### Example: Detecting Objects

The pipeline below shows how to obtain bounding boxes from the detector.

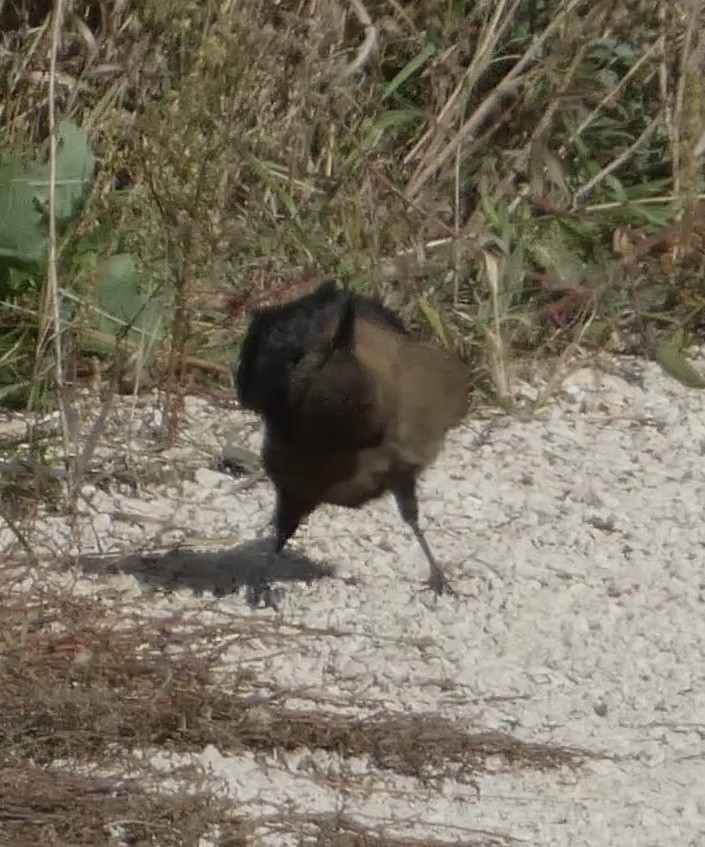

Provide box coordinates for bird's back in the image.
[352,319,468,467]
[236,280,468,508]
[236,280,405,446]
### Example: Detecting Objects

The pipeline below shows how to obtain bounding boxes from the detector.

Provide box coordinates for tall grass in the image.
[0,0,704,419]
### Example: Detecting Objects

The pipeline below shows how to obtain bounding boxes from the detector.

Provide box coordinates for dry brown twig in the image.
[404,0,523,167]
[405,0,587,200]
[671,0,705,193]
[38,0,73,469]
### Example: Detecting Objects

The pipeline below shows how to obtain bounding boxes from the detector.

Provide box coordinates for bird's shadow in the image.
[77,538,336,609]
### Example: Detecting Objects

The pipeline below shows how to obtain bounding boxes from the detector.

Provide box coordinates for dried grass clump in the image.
[0,566,593,845]
[0,763,248,847]
[1,578,591,780]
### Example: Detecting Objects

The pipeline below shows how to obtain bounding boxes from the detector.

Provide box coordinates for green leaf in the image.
[242,153,301,224]
[528,220,586,282]
[55,121,96,220]
[382,42,437,102]
[478,179,512,243]
[605,174,627,201]
[0,157,48,270]
[84,253,163,355]
[627,202,677,228]
[656,328,705,389]
[418,297,450,347]
[360,109,424,151]
[0,120,96,272]
[349,109,424,166]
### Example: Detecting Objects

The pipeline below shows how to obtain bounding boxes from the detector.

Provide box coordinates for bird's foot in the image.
[426,566,454,597]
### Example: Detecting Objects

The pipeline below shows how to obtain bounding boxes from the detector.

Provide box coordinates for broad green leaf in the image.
[0,157,47,270]
[84,253,163,355]
[40,120,96,225]
[657,328,705,389]
[614,42,637,61]
[0,120,96,272]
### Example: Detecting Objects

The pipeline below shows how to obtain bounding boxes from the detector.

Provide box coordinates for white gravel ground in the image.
[5,355,705,846]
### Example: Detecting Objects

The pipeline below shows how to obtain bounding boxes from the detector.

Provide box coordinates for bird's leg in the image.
[248,487,314,610]
[391,470,454,596]
[274,487,313,552]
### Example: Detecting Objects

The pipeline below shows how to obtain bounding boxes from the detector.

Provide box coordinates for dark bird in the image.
[235,279,469,596]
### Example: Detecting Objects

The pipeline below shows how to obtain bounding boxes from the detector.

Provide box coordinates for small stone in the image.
[194,467,228,488]
[594,700,608,717]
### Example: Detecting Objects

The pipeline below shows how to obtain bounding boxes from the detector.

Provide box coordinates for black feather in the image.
[234,279,468,596]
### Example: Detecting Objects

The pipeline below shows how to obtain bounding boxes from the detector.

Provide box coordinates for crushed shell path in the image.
[9,356,705,847]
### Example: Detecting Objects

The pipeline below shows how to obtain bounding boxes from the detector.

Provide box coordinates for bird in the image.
[234,278,469,596]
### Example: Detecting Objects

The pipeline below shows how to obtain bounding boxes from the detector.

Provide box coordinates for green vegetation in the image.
[2,0,705,413]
